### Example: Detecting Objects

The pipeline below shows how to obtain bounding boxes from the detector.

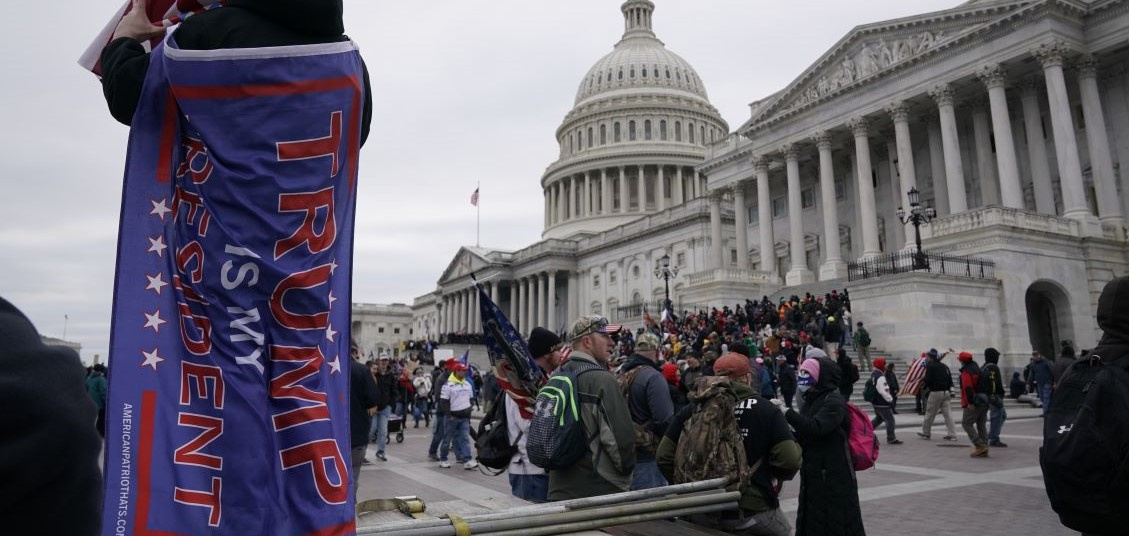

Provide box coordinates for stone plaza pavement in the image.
[355,411,1079,535]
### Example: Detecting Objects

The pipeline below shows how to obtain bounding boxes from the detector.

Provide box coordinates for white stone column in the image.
[977,64,1024,209]
[923,114,950,216]
[849,117,881,258]
[544,189,550,228]
[888,101,920,248]
[518,277,528,334]
[637,165,646,212]
[709,190,723,269]
[600,168,610,215]
[731,180,750,270]
[490,281,499,309]
[782,144,815,285]
[547,270,557,332]
[567,271,578,329]
[471,287,479,332]
[439,296,446,334]
[929,84,969,213]
[540,272,549,327]
[1033,40,1092,221]
[556,182,565,224]
[657,165,666,211]
[690,168,699,199]
[1078,55,1122,224]
[814,131,847,279]
[881,136,905,249]
[619,166,628,213]
[970,97,999,207]
[754,157,775,272]
[673,166,684,205]
[1103,70,1129,221]
[1019,79,1057,214]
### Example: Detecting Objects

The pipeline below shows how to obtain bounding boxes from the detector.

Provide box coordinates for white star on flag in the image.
[145,273,168,295]
[143,311,166,332]
[328,356,341,374]
[150,198,172,220]
[147,235,168,257]
[329,259,339,275]
[325,323,337,343]
[141,348,165,370]
[328,291,337,307]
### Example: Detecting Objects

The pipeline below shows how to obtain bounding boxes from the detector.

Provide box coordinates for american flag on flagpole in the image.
[470,187,479,206]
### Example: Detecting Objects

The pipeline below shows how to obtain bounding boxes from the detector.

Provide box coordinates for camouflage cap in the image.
[634,332,661,352]
[566,315,623,342]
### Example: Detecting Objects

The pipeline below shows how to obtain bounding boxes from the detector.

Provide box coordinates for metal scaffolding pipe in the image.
[370,491,738,536]
[477,502,737,536]
[357,477,731,535]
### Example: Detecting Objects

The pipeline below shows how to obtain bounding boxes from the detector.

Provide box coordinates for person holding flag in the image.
[94,0,372,533]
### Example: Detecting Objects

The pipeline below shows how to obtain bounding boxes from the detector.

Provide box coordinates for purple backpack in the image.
[844,402,879,471]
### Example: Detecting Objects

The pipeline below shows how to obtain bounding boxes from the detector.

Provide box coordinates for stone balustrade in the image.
[923,206,1083,239]
[687,267,779,286]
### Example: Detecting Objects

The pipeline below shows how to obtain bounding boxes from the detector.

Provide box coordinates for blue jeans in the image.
[370,407,391,454]
[441,416,472,462]
[630,459,668,490]
[988,396,1007,442]
[1039,383,1053,415]
[428,413,448,457]
[413,398,430,425]
[508,473,549,502]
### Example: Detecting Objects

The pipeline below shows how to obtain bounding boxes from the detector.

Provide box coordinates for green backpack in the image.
[674,376,751,488]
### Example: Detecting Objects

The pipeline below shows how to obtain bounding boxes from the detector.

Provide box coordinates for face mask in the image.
[797,370,814,389]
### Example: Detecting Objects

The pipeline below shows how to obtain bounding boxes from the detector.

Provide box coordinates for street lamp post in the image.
[895,186,937,270]
[653,253,680,314]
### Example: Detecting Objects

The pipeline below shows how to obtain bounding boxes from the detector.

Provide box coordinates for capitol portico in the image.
[411,0,1129,371]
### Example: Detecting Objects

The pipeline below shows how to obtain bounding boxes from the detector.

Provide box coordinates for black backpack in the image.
[475,390,517,473]
[526,362,604,470]
[858,328,871,347]
[1039,353,1129,535]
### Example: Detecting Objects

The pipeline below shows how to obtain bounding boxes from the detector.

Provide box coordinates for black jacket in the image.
[785,358,865,536]
[349,359,379,447]
[0,297,103,535]
[373,370,399,411]
[923,358,953,391]
[99,0,371,145]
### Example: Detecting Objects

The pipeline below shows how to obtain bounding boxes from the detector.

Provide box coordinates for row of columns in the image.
[544,165,707,228]
[707,41,1123,283]
[437,271,571,336]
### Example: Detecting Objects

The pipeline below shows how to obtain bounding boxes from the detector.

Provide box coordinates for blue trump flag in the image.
[102,33,363,535]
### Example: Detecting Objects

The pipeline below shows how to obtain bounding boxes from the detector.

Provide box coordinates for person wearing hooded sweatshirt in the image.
[918,348,959,441]
[100,0,371,145]
[981,348,1008,447]
[784,357,865,536]
[958,352,990,458]
[619,331,675,490]
[0,297,103,535]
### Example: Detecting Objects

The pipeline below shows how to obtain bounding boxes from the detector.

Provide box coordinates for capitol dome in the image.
[574,1,708,106]
[541,0,728,241]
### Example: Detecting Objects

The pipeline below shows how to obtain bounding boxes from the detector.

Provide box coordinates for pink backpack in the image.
[844,402,879,471]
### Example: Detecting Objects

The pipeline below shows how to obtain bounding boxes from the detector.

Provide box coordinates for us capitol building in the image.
[382,0,1129,370]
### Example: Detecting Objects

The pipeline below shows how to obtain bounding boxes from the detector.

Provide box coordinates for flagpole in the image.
[476,180,481,247]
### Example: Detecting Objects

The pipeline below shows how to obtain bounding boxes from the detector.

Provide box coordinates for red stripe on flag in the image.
[136,390,186,536]
[156,90,178,183]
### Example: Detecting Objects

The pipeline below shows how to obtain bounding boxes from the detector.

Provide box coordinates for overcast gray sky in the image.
[0,1,958,363]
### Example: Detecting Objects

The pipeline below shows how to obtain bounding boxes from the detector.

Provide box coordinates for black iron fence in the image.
[847,250,995,282]
[612,298,681,322]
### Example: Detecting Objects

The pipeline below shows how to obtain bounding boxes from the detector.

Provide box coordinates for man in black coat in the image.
[349,343,379,494]
[0,297,103,535]
[785,357,864,536]
[918,349,959,441]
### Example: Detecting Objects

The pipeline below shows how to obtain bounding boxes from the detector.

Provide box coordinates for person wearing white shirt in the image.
[507,327,563,502]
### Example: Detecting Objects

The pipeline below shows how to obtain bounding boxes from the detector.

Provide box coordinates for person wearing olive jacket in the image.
[784,357,865,536]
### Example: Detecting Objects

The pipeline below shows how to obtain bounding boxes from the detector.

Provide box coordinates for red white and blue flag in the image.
[101,33,364,535]
[470,187,479,207]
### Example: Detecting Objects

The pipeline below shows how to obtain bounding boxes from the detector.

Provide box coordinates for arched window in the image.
[600,124,607,145]
[587,127,594,148]
[577,129,583,150]
[700,126,706,145]
[688,122,695,144]
[675,121,682,142]
[614,122,622,143]
[642,67,647,78]
[666,68,671,79]
[629,120,637,141]
[644,120,652,140]
[660,120,668,141]
[568,134,573,153]
[630,66,635,79]
[618,69,623,81]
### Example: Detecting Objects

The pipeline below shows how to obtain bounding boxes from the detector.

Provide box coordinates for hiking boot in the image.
[943,435,959,441]
[989,440,1008,448]
[888,439,904,445]
[463,460,479,470]
[916,432,931,440]
[970,445,990,458]
[438,461,451,468]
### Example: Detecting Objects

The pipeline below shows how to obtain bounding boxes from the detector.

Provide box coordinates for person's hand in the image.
[113,0,166,42]
[769,398,787,413]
